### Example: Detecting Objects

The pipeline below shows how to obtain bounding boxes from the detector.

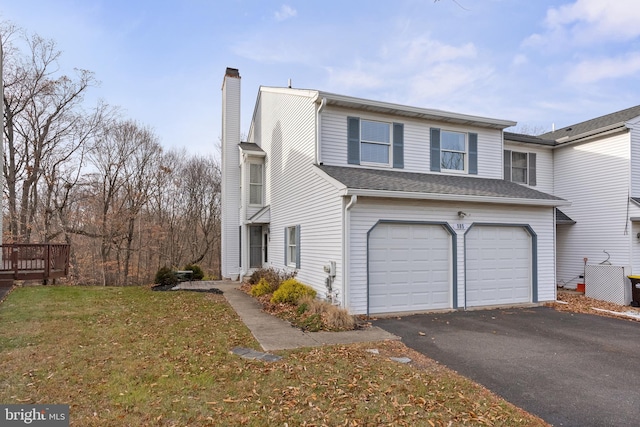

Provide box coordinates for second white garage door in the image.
[466,225,531,307]
[368,223,451,314]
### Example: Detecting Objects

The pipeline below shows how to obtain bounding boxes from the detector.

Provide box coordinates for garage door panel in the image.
[466,226,531,307]
[369,223,451,314]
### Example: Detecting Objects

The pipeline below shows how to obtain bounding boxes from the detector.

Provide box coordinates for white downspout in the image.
[342,195,357,311]
[316,97,327,165]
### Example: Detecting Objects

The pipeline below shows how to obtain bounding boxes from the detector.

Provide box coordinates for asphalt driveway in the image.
[374,307,640,427]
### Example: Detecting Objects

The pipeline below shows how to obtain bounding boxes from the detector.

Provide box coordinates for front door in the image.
[249,226,263,268]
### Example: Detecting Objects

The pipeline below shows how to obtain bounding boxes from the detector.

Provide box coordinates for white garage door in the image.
[466,226,531,307]
[369,223,451,314]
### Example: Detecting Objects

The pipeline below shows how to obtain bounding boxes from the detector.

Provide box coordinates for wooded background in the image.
[2,22,222,285]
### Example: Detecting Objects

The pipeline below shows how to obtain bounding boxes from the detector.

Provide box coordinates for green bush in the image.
[154,266,178,286]
[183,264,204,280]
[250,278,276,297]
[271,279,317,305]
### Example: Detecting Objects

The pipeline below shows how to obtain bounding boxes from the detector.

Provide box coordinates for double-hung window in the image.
[360,120,391,165]
[347,117,404,168]
[430,128,478,174]
[249,163,263,205]
[285,225,300,268]
[440,131,466,171]
[504,150,536,186]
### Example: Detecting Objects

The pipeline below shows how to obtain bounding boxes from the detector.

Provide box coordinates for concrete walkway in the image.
[174,280,398,351]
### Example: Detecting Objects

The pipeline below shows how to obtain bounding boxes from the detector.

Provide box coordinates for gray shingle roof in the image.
[539,105,640,142]
[504,132,556,146]
[238,142,265,153]
[317,165,565,203]
[556,208,575,224]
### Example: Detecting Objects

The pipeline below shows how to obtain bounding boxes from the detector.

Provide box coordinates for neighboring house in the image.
[220,68,568,315]
[533,106,640,290]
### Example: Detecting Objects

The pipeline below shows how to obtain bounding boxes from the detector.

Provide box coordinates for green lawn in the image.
[0,286,547,426]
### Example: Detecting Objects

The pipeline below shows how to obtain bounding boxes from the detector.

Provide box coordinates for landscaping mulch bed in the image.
[240,282,367,332]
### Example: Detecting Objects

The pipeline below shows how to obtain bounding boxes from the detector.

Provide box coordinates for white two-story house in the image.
[220,68,568,315]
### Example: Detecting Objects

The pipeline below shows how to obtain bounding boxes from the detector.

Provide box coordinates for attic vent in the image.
[565,127,572,131]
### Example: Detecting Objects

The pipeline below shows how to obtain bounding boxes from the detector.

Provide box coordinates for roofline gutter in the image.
[340,188,570,207]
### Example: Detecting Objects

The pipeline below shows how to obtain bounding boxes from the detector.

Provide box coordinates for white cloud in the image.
[274,5,297,22]
[565,52,640,84]
[525,0,640,47]
[325,66,385,91]
[323,34,491,108]
[408,63,494,101]
[512,54,528,67]
[402,36,476,65]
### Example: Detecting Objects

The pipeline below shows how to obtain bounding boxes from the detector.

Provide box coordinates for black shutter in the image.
[468,133,478,175]
[504,150,512,181]
[430,128,441,172]
[347,117,360,165]
[392,123,404,168]
[529,153,537,186]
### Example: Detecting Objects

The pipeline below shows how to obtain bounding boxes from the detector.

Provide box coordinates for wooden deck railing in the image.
[0,244,70,281]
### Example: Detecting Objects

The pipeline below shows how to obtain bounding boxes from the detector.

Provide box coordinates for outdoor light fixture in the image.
[458,211,468,218]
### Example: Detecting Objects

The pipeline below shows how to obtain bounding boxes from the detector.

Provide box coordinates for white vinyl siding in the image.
[347,198,555,314]
[320,106,503,178]
[221,74,241,278]
[554,131,632,288]
[504,142,553,194]
[630,123,640,198]
[249,88,344,299]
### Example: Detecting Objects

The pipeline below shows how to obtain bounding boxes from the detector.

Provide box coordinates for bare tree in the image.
[1,22,224,286]
[2,26,100,242]
[120,123,162,285]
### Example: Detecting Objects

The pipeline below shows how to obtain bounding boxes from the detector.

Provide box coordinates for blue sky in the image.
[2,0,640,158]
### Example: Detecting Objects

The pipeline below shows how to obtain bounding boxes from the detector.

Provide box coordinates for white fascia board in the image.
[259,86,319,99]
[238,146,266,157]
[313,166,348,191]
[341,188,570,207]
